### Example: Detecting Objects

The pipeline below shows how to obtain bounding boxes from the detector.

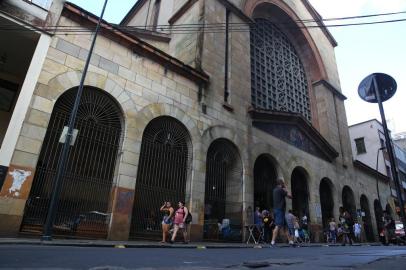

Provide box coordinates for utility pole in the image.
[41,0,109,241]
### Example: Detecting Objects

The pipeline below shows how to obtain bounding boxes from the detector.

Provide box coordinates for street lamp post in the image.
[358,73,406,236]
[41,0,109,241]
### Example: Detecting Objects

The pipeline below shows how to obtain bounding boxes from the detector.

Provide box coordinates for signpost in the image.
[358,73,406,235]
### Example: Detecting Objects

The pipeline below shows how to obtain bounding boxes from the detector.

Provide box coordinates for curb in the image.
[0,239,384,249]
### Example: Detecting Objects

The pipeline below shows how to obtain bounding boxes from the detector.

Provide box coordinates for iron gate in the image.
[20,87,122,239]
[204,139,242,241]
[130,116,192,239]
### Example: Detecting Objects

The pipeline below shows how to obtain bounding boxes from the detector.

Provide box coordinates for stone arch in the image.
[342,185,357,219]
[130,103,201,171]
[21,86,124,238]
[44,71,134,117]
[129,115,193,239]
[203,138,243,241]
[243,0,327,82]
[249,143,283,178]
[319,178,335,228]
[253,153,278,210]
[245,0,329,127]
[291,166,310,220]
[201,126,246,169]
[360,194,374,242]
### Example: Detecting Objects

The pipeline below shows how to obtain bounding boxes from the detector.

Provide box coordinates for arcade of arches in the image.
[16,89,389,242]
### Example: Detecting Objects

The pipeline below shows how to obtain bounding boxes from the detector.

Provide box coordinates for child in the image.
[354,221,362,242]
[329,218,337,243]
[262,210,274,243]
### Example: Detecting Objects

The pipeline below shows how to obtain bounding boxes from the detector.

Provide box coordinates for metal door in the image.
[130,116,191,239]
[204,139,242,241]
[20,87,122,239]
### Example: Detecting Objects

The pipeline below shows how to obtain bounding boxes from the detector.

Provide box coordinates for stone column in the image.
[0,34,51,236]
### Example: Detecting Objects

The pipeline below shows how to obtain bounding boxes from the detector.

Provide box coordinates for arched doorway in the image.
[374,200,384,235]
[21,87,123,238]
[291,167,309,220]
[129,116,192,239]
[253,154,277,211]
[204,139,243,241]
[360,195,374,242]
[319,178,334,228]
[342,186,356,219]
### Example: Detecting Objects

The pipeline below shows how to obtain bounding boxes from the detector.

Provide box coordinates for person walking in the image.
[285,210,297,244]
[271,177,293,247]
[170,201,189,244]
[160,201,174,243]
[329,217,337,243]
[354,220,362,242]
[341,211,353,246]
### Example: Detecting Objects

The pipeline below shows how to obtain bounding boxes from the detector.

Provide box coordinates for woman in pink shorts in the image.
[170,201,189,244]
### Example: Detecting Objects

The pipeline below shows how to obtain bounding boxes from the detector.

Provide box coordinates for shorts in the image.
[273,208,285,227]
[162,217,172,225]
[174,223,185,230]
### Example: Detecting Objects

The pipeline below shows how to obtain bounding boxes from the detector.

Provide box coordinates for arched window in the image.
[204,139,243,241]
[250,18,311,121]
[130,116,192,239]
[21,87,123,239]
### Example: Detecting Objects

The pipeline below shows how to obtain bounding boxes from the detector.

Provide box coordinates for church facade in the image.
[0,0,393,242]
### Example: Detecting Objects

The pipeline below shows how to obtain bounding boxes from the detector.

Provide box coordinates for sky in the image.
[67,0,406,134]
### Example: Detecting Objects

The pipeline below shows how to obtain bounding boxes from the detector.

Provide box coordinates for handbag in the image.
[185,212,192,224]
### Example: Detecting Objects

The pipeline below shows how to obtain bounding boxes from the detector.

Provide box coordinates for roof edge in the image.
[63,2,209,85]
[353,159,390,183]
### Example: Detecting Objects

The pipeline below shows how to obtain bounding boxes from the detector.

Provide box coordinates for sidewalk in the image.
[0,237,383,249]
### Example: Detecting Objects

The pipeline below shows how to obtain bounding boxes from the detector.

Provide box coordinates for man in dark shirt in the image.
[271,177,292,246]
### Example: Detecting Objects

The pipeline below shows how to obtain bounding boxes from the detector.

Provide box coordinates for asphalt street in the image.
[1,245,406,269]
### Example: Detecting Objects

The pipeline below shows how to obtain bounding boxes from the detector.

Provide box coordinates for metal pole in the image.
[373,76,406,235]
[41,0,109,241]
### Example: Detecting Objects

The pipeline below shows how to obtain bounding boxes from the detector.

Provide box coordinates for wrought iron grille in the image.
[250,18,311,121]
[130,116,192,239]
[20,88,122,239]
[204,139,243,241]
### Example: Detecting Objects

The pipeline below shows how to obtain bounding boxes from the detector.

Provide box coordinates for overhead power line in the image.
[0,10,405,35]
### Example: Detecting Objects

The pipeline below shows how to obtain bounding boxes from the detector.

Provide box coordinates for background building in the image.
[0,0,64,234]
[349,119,406,229]
[0,0,394,242]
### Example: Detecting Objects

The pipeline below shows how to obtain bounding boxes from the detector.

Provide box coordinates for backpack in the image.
[185,212,192,224]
